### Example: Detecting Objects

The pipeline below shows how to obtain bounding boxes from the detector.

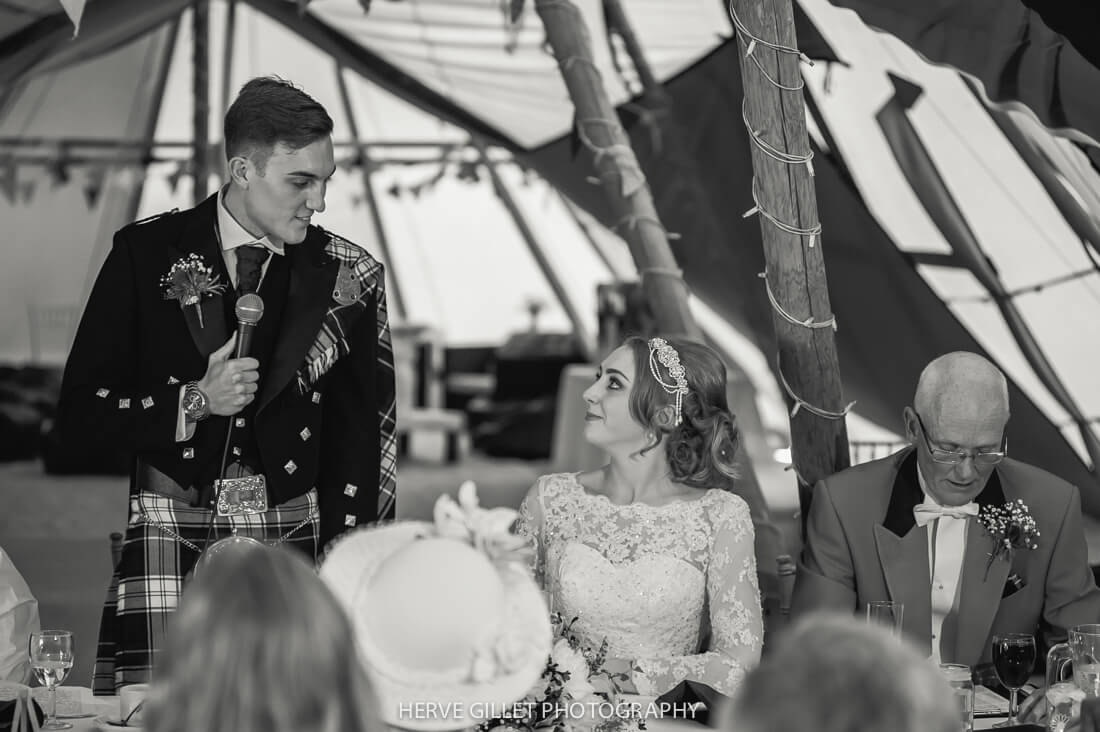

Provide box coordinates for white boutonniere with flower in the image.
[978,499,1040,577]
[160,253,226,328]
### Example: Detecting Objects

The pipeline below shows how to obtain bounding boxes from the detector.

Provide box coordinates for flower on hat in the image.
[434,481,532,565]
[470,618,545,683]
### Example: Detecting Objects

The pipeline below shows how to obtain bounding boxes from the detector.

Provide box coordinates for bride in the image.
[518,335,763,698]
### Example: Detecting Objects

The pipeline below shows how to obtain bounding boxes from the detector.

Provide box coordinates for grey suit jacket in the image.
[791,447,1100,666]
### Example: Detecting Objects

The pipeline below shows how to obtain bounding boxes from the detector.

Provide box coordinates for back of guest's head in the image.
[224,76,333,172]
[146,544,378,732]
[622,335,740,488]
[725,614,957,732]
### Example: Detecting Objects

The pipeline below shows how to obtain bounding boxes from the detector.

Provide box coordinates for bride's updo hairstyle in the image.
[623,335,741,489]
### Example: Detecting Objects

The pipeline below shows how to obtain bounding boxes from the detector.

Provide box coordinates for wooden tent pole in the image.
[220,0,237,118]
[727,0,850,520]
[334,64,408,322]
[121,19,181,227]
[601,0,788,567]
[192,0,210,203]
[82,20,181,302]
[471,136,596,359]
[533,0,701,341]
[599,0,772,436]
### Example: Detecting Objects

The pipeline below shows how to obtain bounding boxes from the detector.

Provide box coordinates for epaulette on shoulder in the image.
[134,208,180,226]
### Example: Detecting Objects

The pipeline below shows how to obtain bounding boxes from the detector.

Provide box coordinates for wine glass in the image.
[28,630,74,730]
[992,633,1036,727]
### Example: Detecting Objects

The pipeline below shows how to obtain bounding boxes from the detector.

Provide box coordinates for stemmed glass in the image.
[992,633,1036,727]
[28,630,74,730]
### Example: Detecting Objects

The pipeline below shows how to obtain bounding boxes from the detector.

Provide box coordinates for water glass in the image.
[28,630,74,730]
[1046,624,1100,731]
[866,601,904,637]
[1046,682,1086,732]
[940,663,974,732]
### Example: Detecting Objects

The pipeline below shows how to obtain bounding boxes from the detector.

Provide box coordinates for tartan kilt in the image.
[92,488,319,695]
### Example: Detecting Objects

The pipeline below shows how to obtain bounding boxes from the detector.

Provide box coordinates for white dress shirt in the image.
[174,188,284,442]
[918,467,970,664]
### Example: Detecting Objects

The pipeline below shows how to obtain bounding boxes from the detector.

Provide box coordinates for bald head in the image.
[915,352,1009,426]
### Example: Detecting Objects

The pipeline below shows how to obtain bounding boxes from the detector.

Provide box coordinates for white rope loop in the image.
[614,213,680,240]
[743,179,823,247]
[742,99,815,176]
[776,357,856,420]
[758,270,837,331]
[727,2,814,65]
[573,117,648,197]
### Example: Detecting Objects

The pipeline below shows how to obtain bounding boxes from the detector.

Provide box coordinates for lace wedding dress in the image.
[517,472,763,697]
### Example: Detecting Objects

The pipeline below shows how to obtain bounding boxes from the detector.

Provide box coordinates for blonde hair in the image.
[146,545,379,732]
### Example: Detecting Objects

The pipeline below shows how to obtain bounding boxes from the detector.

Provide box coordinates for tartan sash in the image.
[297,233,397,519]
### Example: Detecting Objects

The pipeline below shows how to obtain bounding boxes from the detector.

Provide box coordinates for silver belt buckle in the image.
[214,474,268,517]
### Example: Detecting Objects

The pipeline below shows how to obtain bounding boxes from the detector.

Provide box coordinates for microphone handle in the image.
[235,323,256,360]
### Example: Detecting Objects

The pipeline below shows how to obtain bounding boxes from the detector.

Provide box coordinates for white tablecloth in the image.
[40,686,1019,731]
[30,686,120,731]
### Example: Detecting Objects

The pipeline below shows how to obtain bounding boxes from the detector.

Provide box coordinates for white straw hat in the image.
[320,483,550,731]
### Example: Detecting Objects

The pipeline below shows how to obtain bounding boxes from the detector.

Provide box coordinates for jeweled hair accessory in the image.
[648,337,690,425]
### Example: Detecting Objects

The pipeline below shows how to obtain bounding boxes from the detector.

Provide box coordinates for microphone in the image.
[234,293,264,359]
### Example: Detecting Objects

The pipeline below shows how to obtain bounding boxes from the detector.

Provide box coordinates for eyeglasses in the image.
[915,413,1006,465]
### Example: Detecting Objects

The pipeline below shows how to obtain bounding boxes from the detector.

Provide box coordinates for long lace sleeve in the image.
[631,493,763,697]
[516,478,547,585]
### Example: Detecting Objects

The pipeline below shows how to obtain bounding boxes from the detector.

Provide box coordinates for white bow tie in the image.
[913,502,979,527]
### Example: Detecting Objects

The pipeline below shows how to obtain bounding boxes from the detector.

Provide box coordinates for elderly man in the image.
[791,351,1100,667]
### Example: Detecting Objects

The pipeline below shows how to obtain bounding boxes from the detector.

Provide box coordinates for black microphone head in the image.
[235,293,264,325]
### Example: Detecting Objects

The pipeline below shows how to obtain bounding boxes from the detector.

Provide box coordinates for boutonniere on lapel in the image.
[977,499,1040,579]
[160,253,226,328]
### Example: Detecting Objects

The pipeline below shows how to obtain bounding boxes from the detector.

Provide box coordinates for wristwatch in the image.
[182,381,211,422]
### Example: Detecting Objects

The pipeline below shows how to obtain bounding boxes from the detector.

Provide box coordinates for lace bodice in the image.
[517,473,762,697]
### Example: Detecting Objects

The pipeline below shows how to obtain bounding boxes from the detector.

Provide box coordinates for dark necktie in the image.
[235,245,271,296]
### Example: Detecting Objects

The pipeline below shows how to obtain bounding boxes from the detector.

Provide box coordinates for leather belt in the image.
[135,460,268,513]
[136,460,202,506]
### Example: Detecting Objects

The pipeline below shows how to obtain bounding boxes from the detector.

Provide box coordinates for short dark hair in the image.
[224,76,334,172]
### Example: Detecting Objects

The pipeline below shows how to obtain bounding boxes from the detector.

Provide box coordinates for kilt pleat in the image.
[92,488,319,694]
